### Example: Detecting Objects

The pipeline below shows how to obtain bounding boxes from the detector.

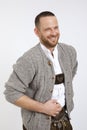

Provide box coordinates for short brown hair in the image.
[35,11,55,28]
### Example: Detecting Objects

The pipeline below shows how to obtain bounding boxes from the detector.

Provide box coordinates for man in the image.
[4,11,78,130]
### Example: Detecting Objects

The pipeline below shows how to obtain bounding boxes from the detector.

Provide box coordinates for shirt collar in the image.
[40,42,58,57]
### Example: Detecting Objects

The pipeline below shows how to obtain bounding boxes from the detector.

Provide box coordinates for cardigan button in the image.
[46,116,50,120]
[49,89,53,93]
[48,61,52,66]
[68,92,71,95]
[52,76,55,79]
[67,81,70,84]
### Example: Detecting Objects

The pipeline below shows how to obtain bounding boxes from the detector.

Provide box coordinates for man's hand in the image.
[42,99,62,116]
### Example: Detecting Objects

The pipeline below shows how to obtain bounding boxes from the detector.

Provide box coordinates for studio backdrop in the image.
[0,0,87,130]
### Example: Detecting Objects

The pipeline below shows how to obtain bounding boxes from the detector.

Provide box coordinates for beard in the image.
[40,35,59,49]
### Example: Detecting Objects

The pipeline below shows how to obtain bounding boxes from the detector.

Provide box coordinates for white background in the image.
[0,0,87,129]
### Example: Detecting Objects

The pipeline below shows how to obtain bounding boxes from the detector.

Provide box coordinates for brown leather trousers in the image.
[51,107,72,130]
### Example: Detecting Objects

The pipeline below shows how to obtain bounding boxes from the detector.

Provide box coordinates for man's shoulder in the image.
[20,43,40,57]
[59,42,74,48]
[16,43,42,63]
[24,43,40,54]
[58,42,77,54]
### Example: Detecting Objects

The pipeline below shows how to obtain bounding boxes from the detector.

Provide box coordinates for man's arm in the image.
[15,95,62,117]
[68,45,78,78]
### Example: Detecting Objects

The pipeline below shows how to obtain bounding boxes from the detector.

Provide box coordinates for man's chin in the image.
[50,42,58,47]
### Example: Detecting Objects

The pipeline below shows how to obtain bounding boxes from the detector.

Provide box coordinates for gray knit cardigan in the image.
[4,43,78,130]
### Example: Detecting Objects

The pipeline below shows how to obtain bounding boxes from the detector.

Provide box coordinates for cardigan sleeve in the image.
[4,54,36,103]
[68,45,78,79]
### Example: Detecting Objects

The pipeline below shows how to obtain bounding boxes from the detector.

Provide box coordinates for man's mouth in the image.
[50,37,57,42]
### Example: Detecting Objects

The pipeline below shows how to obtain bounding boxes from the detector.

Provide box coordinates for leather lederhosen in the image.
[55,73,64,85]
[23,124,27,130]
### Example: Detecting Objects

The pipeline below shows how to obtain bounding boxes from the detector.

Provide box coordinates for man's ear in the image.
[34,27,39,37]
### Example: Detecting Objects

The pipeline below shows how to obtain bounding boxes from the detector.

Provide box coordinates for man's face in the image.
[34,16,60,50]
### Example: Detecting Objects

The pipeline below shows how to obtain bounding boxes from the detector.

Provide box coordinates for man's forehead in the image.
[40,16,57,21]
[40,16,58,24]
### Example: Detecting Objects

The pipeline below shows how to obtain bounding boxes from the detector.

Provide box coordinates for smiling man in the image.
[34,14,60,51]
[4,11,78,130]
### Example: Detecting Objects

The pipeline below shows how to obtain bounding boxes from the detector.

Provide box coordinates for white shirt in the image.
[40,43,65,107]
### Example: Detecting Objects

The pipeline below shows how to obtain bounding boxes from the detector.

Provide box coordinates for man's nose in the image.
[51,29,57,36]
